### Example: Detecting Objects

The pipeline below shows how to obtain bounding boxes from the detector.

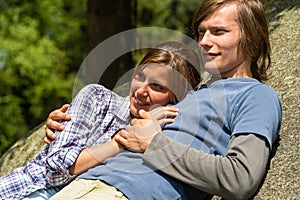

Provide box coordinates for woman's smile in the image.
[133,96,150,108]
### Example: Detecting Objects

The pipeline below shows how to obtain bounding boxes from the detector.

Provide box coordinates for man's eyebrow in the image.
[198,25,228,30]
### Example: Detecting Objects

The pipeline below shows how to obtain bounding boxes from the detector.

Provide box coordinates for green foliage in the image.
[0,0,87,156]
[134,0,203,64]
[137,0,204,37]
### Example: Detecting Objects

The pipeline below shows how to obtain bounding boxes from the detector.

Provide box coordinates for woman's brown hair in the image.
[133,41,201,103]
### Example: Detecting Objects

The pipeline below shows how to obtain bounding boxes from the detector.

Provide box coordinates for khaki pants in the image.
[50,179,128,200]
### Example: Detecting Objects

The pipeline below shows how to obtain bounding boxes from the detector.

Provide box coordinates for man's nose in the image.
[199,30,213,47]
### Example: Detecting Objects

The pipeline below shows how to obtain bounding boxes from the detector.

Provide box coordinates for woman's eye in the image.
[150,83,167,92]
[134,71,145,81]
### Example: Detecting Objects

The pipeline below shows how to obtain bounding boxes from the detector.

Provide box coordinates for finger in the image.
[161,110,178,118]
[48,104,71,121]
[49,111,71,121]
[60,104,70,112]
[43,136,52,145]
[45,128,57,140]
[149,107,178,121]
[46,119,65,131]
[138,109,152,119]
[116,129,129,139]
[162,106,179,112]
[114,131,128,146]
[158,118,175,126]
[160,106,179,115]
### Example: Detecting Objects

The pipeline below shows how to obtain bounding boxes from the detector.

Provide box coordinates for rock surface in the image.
[0,123,47,175]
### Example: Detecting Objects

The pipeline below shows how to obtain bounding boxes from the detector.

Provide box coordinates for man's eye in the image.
[213,29,227,35]
[198,29,205,36]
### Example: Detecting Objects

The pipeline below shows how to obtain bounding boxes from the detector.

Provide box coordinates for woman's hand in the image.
[115,106,178,153]
[44,104,71,145]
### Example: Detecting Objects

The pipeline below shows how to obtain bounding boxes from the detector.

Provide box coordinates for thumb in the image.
[139,109,151,119]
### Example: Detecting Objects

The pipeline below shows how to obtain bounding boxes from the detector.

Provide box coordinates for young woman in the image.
[0,41,201,199]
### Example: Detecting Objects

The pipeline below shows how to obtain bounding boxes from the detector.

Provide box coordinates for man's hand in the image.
[115,106,177,153]
[148,105,178,127]
[44,104,71,145]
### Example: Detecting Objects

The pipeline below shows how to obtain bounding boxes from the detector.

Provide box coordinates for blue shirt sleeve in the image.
[231,84,282,149]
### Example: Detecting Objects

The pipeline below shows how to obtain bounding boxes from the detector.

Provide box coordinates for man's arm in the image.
[142,133,270,200]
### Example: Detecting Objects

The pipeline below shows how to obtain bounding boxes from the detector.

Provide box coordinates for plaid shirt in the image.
[0,84,131,200]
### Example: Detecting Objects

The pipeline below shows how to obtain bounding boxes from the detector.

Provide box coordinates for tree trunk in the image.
[86,0,136,90]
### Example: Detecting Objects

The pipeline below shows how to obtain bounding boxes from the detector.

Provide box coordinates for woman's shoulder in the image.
[72,84,120,105]
[78,84,121,98]
[81,83,111,93]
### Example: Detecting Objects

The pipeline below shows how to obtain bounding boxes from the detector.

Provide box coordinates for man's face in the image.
[197,3,251,78]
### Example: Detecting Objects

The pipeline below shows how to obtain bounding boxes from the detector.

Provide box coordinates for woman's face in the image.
[130,63,173,118]
[198,3,252,78]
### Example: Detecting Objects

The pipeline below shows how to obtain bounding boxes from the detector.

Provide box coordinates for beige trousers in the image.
[50,178,128,200]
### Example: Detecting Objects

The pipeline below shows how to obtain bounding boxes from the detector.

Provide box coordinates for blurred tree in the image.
[0,0,87,156]
[87,0,136,90]
[137,0,204,37]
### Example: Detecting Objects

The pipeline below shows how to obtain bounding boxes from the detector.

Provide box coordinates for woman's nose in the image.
[136,83,149,96]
